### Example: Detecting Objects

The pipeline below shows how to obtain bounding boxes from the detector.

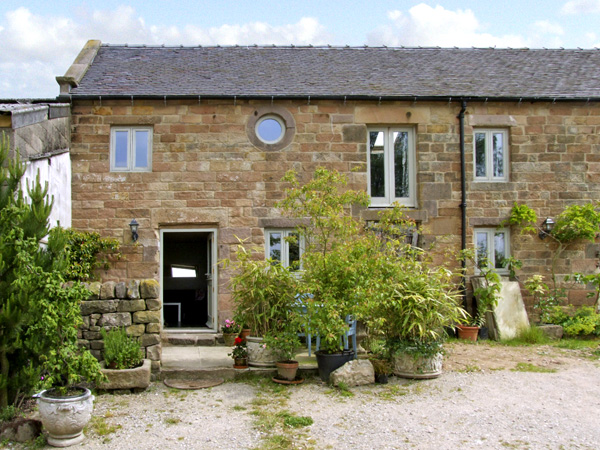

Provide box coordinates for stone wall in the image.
[78,279,161,373]
[69,98,600,318]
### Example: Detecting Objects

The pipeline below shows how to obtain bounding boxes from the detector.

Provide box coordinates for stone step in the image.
[160,366,318,381]
[161,333,221,346]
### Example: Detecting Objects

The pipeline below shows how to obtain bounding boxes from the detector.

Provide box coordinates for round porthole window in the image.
[256,115,285,144]
[247,106,295,151]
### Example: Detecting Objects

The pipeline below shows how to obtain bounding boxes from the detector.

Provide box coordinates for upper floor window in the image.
[474,129,508,181]
[265,229,303,270]
[475,227,509,273]
[368,127,416,207]
[110,127,152,172]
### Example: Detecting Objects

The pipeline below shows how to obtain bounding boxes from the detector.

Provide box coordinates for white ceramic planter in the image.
[392,350,443,379]
[36,387,94,447]
[246,336,276,367]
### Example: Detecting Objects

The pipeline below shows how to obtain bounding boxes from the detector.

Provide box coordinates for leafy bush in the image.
[547,305,600,337]
[61,229,120,282]
[101,328,144,370]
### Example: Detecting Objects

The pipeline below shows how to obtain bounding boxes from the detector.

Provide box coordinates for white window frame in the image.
[367,127,416,207]
[474,227,510,274]
[473,129,508,182]
[265,229,304,269]
[110,126,152,172]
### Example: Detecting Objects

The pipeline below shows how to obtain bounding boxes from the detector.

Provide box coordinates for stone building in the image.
[0,102,72,228]
[57,40,600,339]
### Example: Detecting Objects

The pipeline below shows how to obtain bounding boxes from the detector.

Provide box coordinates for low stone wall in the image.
[78,279,162,373]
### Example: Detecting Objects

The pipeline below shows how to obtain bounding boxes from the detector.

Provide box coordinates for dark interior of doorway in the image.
[163,232,209,328]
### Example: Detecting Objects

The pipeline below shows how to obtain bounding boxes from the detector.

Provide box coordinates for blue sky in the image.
[2,0,600,98]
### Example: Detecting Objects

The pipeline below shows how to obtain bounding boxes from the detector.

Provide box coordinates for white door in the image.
[206,232,215,328]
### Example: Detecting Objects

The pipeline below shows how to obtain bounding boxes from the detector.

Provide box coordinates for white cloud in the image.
[367,3,562,48]
[0,7,330,98]
[561,0,600,14]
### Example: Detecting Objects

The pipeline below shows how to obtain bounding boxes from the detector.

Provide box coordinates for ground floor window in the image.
[265,229,303,269]
[474,227,509,272]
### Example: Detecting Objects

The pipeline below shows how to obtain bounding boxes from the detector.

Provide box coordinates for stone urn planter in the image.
[36,387,94,447]
[98,359,151,391]
[392,349,443,379]
[246,336,276,367]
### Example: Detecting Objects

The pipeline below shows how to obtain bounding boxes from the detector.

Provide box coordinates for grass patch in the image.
[553,338,600,350]
[278,412,313,428]
[164,417,181,425]
[457,364,481,373]
[377,384,409,401]
[501,326,549,346]
[511,362,556,373]
[233,405,247,411]
[88,416,122,436]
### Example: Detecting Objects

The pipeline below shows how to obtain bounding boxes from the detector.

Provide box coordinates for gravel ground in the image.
[9,343,600,450]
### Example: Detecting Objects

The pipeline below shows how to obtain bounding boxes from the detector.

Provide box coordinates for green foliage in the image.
[0,133,104,404]
[525,275,564,323]
[60,229,120,282]
[547,305,600,337]
[226,244,299,337]
[0,405,17,423]
[278,168,371,353]
[101,328,143,370]
[459,249,500,327]
[551,203,600,244]
[504,202,538,234]
[501,256,522,280]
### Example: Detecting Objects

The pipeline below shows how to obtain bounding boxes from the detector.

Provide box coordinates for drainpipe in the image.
[458,101,468,308]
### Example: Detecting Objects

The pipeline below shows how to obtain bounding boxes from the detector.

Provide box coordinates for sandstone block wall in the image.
[78,279,162,373]
[70,98,600,318]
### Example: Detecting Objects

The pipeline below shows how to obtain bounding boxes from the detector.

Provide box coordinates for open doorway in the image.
[160,229,217,331]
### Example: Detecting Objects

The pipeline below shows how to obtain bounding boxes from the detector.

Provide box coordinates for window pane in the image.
[369,131,385,197]
[492,132,504,178]
[476,232,488,268]
[288,232,300,269]
[393,131,409,198]
[494,232,506,269]
[135,130,149,168]
[269,232,282,261]
[172,266,196,278]
[114,130,129,168]
[257,118,283,143]
[475,132,486,177]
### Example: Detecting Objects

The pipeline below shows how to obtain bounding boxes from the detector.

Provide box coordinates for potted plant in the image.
[30,276,105,447]
[229,337,249,369]
[364,339,393,384]
[278,168,371,381]
[358,207,468,379]
[457,249,501,341]
[264,319,303,382]
[221,319,241,347]
[97,327,150,391]
[226,243,298,367]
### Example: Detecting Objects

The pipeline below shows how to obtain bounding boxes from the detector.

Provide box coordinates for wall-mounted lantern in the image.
[538,217,555,240]
[129,219,139,242]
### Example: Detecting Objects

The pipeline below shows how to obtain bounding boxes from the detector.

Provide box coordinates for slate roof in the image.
[69,45,600,100]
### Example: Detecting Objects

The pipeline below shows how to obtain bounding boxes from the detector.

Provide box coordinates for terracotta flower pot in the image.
[276,360,299,381]
[457,325,479,342]
[239,328,251,343]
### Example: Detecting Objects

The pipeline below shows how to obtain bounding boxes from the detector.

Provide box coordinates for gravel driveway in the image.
[19,343,600,449]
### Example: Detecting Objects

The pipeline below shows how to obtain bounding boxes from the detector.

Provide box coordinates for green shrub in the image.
[101,328,143,370]
[501,325,548,346]
[547,305,600,337]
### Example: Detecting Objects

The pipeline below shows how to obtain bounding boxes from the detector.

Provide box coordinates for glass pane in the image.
[494,232,506,269]
[288,232,301,270]
[492,132,504,178]
[476,232,489,269]
[135,130,149,168]
[114,130,129,168]
[369,131,385,198]
[257,118,283,143]
[172,266,196,278]
[269,232,282,262]
[475,132,486,177]
[393,131,409,198]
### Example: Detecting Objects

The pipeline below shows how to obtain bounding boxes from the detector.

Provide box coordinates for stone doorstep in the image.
[160,366,318,382]
[161,333,218,346]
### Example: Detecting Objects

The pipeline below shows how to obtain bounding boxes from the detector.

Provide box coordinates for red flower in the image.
[234,337,243,345]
